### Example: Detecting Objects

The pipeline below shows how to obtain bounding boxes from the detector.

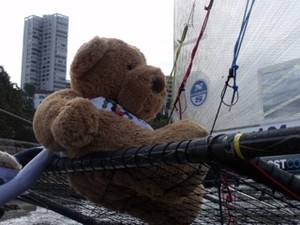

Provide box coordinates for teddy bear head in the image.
[70,36,167,121]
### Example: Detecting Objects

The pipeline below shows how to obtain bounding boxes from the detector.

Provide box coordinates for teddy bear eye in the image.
[127,65,133,70]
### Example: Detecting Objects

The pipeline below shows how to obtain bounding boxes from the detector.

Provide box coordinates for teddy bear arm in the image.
[33,89,82,152]
[51,97,101,152]
[151,119,209,144]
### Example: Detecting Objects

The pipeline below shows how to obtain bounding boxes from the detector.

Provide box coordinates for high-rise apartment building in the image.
[21,13,69,91]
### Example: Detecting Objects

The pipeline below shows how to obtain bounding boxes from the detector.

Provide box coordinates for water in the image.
[0,206,81,225]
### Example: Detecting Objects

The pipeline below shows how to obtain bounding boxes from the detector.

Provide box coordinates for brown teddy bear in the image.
[33,36,208,225]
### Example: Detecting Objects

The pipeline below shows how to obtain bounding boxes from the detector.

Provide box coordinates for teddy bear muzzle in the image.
[151,75,165,93]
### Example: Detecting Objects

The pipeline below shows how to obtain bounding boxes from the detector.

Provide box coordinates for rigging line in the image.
[210,85,228,135]
[172,0,214,120]
[228,0,256,109]
[247,159,300,202]
[210,0,255,134]
[167,0,196,123]
[168,1,195,79]
[221,171,236,225]
[0,108,33,125]
[215,166,225,225]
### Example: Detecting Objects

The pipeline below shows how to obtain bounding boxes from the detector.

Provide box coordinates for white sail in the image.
[173,0,300,133]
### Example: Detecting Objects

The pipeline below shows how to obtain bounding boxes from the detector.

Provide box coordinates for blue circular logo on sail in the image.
[190,80,208,106]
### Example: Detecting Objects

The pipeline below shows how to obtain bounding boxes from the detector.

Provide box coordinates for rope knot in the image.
[232,85,238,92]
[229,65,239,78]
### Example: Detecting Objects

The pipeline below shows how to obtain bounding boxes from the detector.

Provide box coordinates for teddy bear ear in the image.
[70,36,108,78]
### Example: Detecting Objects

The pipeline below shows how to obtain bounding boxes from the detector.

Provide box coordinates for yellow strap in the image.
[233,133,244,159]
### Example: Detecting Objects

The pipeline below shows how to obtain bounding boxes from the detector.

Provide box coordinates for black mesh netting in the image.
[21,163,300,225]
[14,127,300,224]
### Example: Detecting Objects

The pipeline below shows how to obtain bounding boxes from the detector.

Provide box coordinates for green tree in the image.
[0,66,36,142]
[149,112,169,129]
[23,82,36,97]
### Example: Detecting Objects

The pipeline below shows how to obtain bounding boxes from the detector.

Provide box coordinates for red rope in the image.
[175,1,214,119]
[247,159,300,202]
[221,171,237,225]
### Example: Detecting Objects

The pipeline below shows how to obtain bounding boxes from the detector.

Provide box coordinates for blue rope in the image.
[229,0,256,107]
[210,0,256,134]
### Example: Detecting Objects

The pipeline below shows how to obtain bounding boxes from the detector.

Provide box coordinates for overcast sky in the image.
[0,0,174,86]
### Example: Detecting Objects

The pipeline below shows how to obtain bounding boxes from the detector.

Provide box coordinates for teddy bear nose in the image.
[151,76,165,93]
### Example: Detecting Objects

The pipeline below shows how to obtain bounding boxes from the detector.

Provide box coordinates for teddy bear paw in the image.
[163,119,208,142]
[51,98,99,151]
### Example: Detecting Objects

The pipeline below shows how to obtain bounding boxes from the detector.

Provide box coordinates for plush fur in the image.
[0,151,22,170]
[33,36,208,225]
